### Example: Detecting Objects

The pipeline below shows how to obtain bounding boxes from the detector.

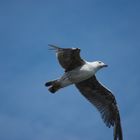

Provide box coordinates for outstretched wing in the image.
[75,76,123,140]
[48,44,85,72]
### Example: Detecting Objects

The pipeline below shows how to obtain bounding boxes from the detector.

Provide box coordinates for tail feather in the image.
[114,113,123,140]
[45,80,61,93]
[48,86,58,93]
[45,80,57,87]
[45,81,53,87]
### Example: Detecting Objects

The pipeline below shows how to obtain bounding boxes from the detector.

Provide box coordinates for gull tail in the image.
[45,80,61,93]
[114,112,123,140]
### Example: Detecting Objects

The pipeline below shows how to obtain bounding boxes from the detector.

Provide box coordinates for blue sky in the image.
[0,0,140,140]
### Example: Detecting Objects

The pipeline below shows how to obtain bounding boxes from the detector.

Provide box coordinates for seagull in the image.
[45,44,123,140]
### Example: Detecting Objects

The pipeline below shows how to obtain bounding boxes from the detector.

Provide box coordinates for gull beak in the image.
[103,64,108,67]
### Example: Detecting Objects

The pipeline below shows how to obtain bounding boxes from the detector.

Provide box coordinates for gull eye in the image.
[98,61,102,64]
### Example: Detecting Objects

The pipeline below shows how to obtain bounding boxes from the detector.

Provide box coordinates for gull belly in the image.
[59,63,95,87]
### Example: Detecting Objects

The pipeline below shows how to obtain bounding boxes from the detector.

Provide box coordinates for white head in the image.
[91,61,108,73]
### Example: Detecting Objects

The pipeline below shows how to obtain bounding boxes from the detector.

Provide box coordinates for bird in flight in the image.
[45,44,123,140]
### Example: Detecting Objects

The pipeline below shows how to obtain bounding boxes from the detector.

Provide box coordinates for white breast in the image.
[66,62,96,83]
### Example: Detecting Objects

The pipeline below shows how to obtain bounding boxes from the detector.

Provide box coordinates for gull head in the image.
[91,61,108,72]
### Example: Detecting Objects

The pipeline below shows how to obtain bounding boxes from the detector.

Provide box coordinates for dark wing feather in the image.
[75,76,123,140]
[48,44,85,72]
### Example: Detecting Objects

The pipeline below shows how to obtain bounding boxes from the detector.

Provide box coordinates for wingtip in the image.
[48,44,57,50]
[48,44,62,50]
[114,114,123,140]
